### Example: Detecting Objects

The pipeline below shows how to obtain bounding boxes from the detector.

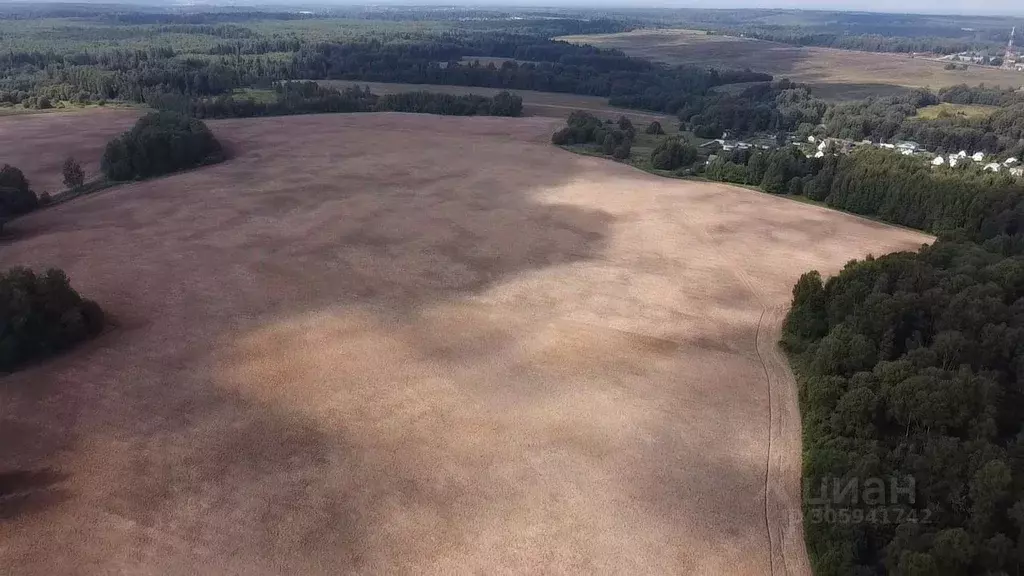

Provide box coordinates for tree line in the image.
[168,83,523,119]
[766,130,1024,575]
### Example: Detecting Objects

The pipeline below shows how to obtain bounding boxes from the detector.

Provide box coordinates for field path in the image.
[0,113,929,574]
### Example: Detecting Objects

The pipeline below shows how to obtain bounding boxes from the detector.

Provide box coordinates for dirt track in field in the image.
[0,112,931,575]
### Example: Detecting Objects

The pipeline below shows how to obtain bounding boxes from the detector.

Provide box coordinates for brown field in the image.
[0,108,141,193]
[560,29,1024,101]
[0,112,931,574]
[319,79,676,124]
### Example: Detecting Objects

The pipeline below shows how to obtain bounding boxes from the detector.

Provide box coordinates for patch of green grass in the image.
[913,102,999,120]
[232,88,278,104]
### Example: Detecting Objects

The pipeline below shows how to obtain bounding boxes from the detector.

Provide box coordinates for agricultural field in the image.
[0,111,929,574]
[560,29,1024,101]
[0,108,140,193]
[317,80,676,124]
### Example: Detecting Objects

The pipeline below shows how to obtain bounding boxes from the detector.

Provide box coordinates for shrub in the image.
[645,121,665,135]
[0,165,38,217]
[62,157,85,190]
[488,91,523,117]
[39,191,51,206]
[0,267,104,372]
[101,112,224,181]
[651,138,698,170]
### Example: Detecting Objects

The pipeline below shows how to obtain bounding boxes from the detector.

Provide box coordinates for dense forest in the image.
[784,225,1024,573]
[603,8,1022,55]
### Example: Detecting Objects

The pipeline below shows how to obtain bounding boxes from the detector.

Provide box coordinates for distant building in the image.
[985,163,1003,172]
[932,156,946,166]
[1011,167,1024,177]
[958,150,968,158]
[973,152,986,162]
[880,143,896,150]
[1004,157,1020,167]
[948,155,960,167]
[814,150,825,158]
[807,135,816,143]
[896,141,920,152]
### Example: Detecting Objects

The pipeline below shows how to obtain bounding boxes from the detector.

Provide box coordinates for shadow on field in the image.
[0,114,643,570]
[0,468,69,520]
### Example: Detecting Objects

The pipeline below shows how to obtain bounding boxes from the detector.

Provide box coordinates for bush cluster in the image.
[552,112,634,160]
[0,267,104,372]
[101,112,224,181]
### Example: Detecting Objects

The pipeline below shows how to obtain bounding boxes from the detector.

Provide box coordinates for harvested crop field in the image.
[0,108,141,194]
[0,112,931,575]
[561,29,1024,101]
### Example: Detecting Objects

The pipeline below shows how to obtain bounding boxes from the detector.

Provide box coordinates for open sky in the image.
[351,0,1023,16]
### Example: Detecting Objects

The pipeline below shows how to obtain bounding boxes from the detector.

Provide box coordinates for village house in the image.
[1004,157,1020,167]
[932,156,945,166]
[896,141,920,153]
[1012,167,1024,177]
[985,162,1003,172]
[973,152,986,162]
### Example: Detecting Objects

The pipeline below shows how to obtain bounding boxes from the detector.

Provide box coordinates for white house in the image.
[1004,157,1020,167]
[958,150,968,158]
[896,141,920,153]
[1011,167,1024,177]
[985,163,1002,172]
[807,135,817,143]
[973,152,986,162]
[901,149,915,156]
[932,156,946,166]
[948,155,960,167]
[880,143,896,150]
[814,150,825,158]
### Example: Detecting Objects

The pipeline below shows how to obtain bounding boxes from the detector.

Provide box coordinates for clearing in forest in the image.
[0,112,930,575]
[560,29,1024,101]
